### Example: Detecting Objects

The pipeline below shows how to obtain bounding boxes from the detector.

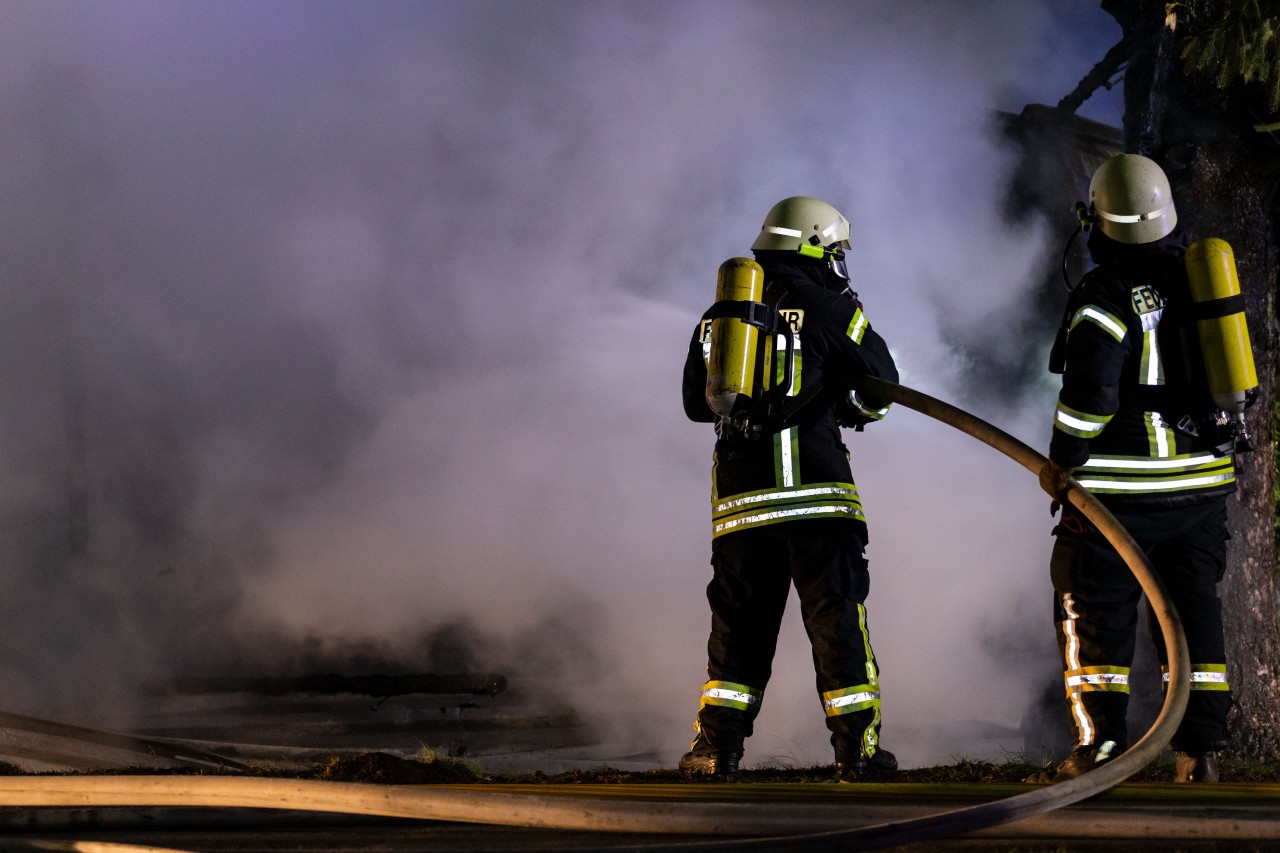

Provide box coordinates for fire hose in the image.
[0,379,1193,850]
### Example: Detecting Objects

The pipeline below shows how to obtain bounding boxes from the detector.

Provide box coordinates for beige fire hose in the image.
[0,380,1192,851]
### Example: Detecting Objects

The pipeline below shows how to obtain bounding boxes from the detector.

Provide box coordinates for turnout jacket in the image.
[1049,234,1236,505]
[683,257,898,540]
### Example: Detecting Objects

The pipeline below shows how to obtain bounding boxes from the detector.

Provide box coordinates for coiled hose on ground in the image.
[0,379,1191,851]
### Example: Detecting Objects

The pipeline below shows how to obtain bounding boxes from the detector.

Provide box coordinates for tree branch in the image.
[1056,35,1134,116]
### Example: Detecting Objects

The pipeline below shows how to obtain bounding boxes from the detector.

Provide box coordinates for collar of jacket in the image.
[1085,229,1192,298]
[1087,227,1188,269]
[753,251,844,295]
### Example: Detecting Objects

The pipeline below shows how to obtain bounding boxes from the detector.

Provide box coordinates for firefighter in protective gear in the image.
[680,196,899,780]
[1032,154,1241,785]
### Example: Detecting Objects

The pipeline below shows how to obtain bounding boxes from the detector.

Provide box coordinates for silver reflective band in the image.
[1066,672,1129,687]
[848,312,868,342]
[717,485,859,510]
[1081,453,1223,470]
[1161,671,1229,684]
[779,426,796,488]
[1097,202,1172,224]
[1078,307,1127,340]
[763,225,803,238]
[1192,671,1228,684]
[820,219,843,240]
[704,687,760,705]
[714,505,862,535]
[823,690,877,710]
[1057,410,1105,432]
[1076,472,1235,491]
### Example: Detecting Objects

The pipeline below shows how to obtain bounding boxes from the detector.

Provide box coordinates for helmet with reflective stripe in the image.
[750,196,851,253]
[1088,154,1177,245]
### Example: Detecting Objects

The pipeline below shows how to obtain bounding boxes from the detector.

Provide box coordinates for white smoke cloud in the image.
[0,0,1122,765]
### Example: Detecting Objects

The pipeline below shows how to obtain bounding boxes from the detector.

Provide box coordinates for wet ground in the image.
[0,680,1277,852]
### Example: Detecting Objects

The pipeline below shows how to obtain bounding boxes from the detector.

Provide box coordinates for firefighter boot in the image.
[832,734,897,782]
[1174,750,1219,783]
[679,733,742,778]
[1024,740,1120,784]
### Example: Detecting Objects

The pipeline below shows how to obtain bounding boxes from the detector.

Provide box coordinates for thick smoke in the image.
[0,1,1122,766]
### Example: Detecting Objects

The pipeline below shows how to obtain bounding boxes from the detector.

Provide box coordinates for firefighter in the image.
[680,196,899,780]
[1033,154,1245,784]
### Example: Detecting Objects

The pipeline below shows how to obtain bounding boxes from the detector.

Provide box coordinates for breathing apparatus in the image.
[703,257,798,439]
[1184,238,1257,452]
[1049,154,1257,452]
[704,197,851,438]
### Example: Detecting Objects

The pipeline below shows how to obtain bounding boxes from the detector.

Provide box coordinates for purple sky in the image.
[0,1,1125,768]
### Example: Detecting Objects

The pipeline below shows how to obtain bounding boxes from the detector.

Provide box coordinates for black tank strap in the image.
[1188,293,1245,321]
[704,299,776,329]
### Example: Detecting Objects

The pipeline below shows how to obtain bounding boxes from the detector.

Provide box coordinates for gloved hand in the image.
[1039,458,1077,516]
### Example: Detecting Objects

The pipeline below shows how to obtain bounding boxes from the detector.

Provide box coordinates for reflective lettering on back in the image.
[779,309,804,333]
[1130,285,1164,332]
[699,319,713,343]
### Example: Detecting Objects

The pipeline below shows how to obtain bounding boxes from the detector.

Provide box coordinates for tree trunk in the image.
[1110,0,1280,759]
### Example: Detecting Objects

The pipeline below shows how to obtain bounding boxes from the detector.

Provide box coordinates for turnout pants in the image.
[694,518,883,759]
[1050,497,1231,753]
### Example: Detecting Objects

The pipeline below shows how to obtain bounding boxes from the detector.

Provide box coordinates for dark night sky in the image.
[0,0,1124,768]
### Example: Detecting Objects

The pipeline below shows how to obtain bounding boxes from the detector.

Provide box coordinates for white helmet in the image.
[751,196,851,279]
[1088,154,1177,244]
[751,196,851,252]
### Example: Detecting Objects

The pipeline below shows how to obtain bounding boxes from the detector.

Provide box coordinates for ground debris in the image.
[314,751,478,785]
[485,755,1280,786]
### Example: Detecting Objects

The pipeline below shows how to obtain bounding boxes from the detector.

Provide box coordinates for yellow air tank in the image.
[1185,238,1257,449]
[705,257,766,420]
[1185,238,1257,410]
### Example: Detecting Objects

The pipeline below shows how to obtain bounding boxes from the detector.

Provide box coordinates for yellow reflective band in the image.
[1075,472,1235,492]
[1055,402,1111,438]
[1080,452,1228,470]
[773,336,802,488]
[777,426,796,487]
[1056,410,1106,434]
[847,308,868,343]
[715,484,860,512]
[1146,411,1173,458]
[1065,666,1130,693]
[821,684,879,716]
[713,505,865,537]
[1161,665,1230,691]
[1060,595,1094,744]
[712,483,864,537]
[858,603,877,687]
[703,687,761,705]
[1071,305,1126,341]
[1141,328,1164,386]
[1075,451,1236,495]
[699,680,763,712]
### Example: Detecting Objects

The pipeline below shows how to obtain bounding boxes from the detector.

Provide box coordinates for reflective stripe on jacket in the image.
[683,259,897,537]
[1049,245,1235,505]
